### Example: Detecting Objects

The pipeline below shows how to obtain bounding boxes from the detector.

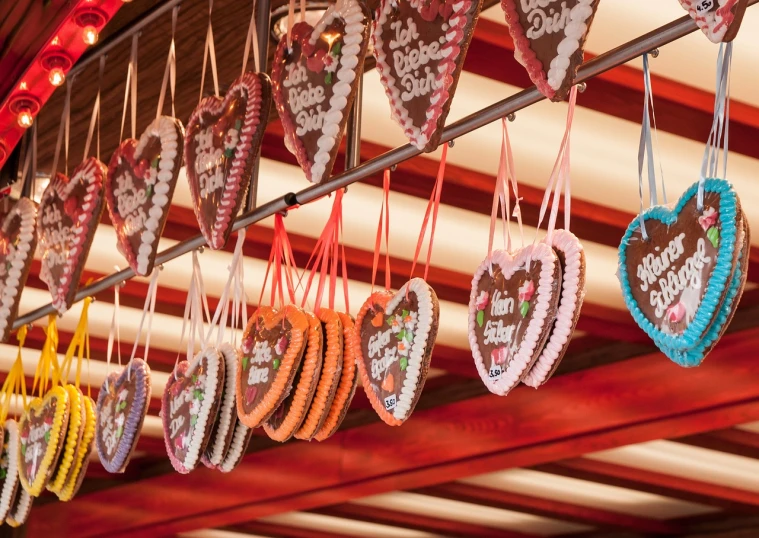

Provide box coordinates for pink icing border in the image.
[523,230,585,388]
[185,73,269,250]
[468,243,559,396]
[0,198,36,342]
[679,0,742,43]
[39,158,105,314]
[372,0,475,151]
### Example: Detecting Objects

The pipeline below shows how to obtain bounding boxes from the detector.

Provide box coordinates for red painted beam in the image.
[675,428,759,461]
[25,325,759,537]
[226,521,356,538]
[415,482,681,535]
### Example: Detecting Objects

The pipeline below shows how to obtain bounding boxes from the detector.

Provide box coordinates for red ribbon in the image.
[371,169,392,292]
[259,213,298,312]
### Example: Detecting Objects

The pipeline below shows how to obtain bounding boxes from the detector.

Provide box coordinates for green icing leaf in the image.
[386,316,393,326]
[116,426,123,438]
[151,157,160,168]
[402,309,409,318]
[325,72,333,85]
[332,42,342,56]
[44,431,51,443]
[273,358,281,370]
[0,469,6,479]
[707,226,719,248]
[190,415,198,426]
[520,301,529,318]
[476,310,484,327]
[234,119,242,130]
[224,147,235,159]
[400,358,408,371]
[242,356,249,370]
[397,328,406,341]
[20,445,25,457]
[146,184,153,198]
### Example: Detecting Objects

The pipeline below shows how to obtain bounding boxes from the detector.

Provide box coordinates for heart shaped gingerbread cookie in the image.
[0,420,19,520]
[47,385,83,495]
[523,230,585,387]
[58,394,96,501]
[202,344,238,468]
[356,278,439,426]
[185,73,272,250]
[96,358,152,473]
[18,386,70,496]
[0,198,36,343]
[38,158,106,314]
[679,0,749,43]
[106,116,185,276]
[372,0,483,151]
[162,349,224,474]
[618,178,740,353]
[500,0,601,101]
[469,243,562,396]
[271,0,370,183]
[237,305,309,428]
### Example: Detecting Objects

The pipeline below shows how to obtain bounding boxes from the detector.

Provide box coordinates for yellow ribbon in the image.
[62,297,92,396]
[0,326,28,422]
[32,315,61,400]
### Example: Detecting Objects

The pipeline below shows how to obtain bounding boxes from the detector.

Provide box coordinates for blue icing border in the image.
[618,178,738,352]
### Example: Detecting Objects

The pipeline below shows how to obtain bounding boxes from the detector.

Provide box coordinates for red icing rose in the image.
[307,49,327,73]
[64,197,78,219]
[420,0,440,22]
[245,385,258,405]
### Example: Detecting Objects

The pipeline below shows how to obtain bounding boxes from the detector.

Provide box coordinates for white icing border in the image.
[206,344,237,466]
[0,420,19,520]
[385,277,436,421]
[6,488,31,527]
[0,198,36,340]
[523,230,585,387]
[468,244,559,396]
[679,0,742,43]
[546,0,597,92]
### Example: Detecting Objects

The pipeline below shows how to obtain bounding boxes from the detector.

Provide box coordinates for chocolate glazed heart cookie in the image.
[107,116,185,276]
[500,0,601,101]
[271,0,370,183]
[372,0,483,151]
[618,178,740,353]
[38,158,106,314]
[0,198,36,342]
[185,73,272,250]
[236,306,309,428]
[356,278,440,426]
[679,0,749,43]
[469,244,562,396]
[161,349,224,474]
[96,359,152,474]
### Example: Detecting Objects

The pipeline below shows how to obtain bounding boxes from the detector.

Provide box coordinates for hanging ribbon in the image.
[32,315,61,400]
[534,85,577,245]
[199,0,220,103]
[156,6,178,121]
[371,170,392,292]
[301,190,350,313]
[699,42,732,210]
[242,0,261,75]
[409,145,447,285]
[120,34,139,142]
[0,327,28,422]
[286,0,305,51]
[106,275,122,390]
[257,214,298,313]
[83,55,106,162]
[50,77,73,178]
[60,298,92,396]
[210,229,248,347]
[488,119,524,258]
[176,252,212,365]
[128,270,160,378]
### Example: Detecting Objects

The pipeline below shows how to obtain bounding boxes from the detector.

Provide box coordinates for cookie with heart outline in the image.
[161,348,224,474]
[469,243,562,396]
[58,395,96,501]
[264,311,324,442]
[38,158,106,314]
[372,0,483,151]
[107,115,185,276]
[47,385,83,495]
[202,344,238,468]
[0,420,18,520]
[271,0,371,183]
[618,178,740,352]
[237,305,309,428]
[678,0,749,43]
[357,278,440,425]
[314,311,359,441]
[0,198,37,343]
[295,308,344,440]
[96,358,152,473]
[523,230,586,387]
[185,72,272,250]
[500,0,601,101]
[18,386,70,496]
[5,479,32,527]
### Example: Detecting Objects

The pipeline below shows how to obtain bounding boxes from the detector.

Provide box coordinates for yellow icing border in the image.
[59,395,96,501]
[48,385,82,494]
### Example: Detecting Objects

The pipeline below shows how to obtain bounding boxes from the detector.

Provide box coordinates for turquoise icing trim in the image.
[662,245,745,368]
[618,178,738,352]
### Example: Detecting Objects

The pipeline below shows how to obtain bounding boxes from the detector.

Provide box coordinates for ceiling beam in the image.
[674,428,759,461]
[25,324,759,537]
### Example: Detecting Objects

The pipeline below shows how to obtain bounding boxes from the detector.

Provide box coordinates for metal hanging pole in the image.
[12,3,758,329]
[244,0,271,213]
[344,66,363,171]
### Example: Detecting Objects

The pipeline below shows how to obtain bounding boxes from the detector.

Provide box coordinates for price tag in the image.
[383,394,397,411]
[489,364,503,379]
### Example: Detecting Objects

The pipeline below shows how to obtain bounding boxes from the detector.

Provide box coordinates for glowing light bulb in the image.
[49,67,66,87]
[17,109,34,129]
[83,25,99,45]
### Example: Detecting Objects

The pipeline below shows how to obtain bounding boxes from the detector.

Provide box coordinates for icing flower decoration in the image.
[275,336,288,356]
[491,346,509,366]
[241,335,254,355]
[144,166,158,187]
[306,49,327,73]
[64,196,78,219]
[518,280,535,302]
[475,290,489,328]
[245,385,258,405]
[667,302,686,324]
[397,340,409,358]
[323,53,338,73]
[389,315,402,334]
[403,310,417,330]
[698,206,718,231]
[224,128,239,152]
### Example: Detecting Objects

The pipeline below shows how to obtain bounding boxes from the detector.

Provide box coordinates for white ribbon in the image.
[156,6,178,121]
[128,269,160,380]
[199,0,220,102]
[120,34,139,142]
[106,268,122,389]
[210,228,248,348]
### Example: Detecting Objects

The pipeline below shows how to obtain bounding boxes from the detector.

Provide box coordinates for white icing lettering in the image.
[490,290,515,317]
[390,18,443,102]
[368,329,391,359]
[647,238,712,319]
[194,128,225,197]
[483,319,515,346]
[519,0,571,39]
[371,347,398,380]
